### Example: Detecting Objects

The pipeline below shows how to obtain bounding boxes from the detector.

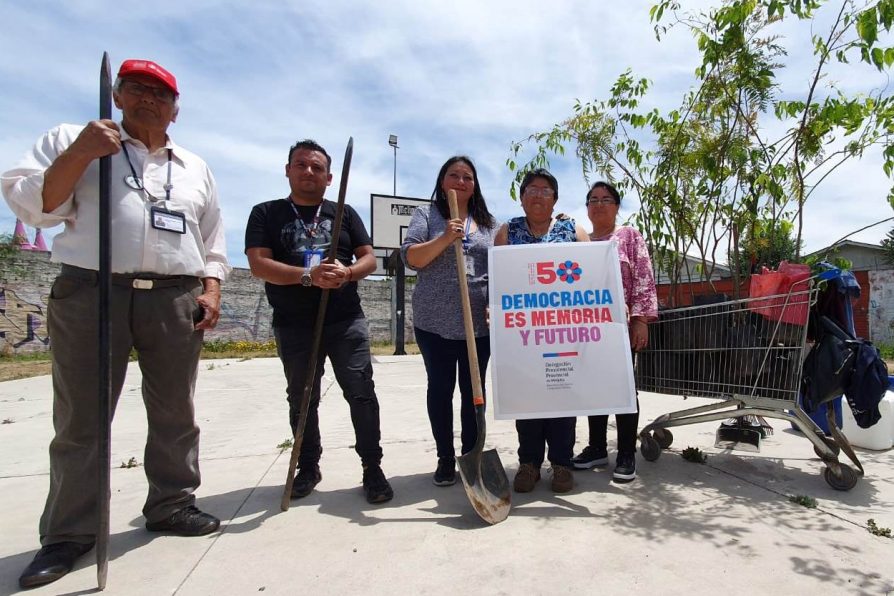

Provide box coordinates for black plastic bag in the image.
[801,316,858,413]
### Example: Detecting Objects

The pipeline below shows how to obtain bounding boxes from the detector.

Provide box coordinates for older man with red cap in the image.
[1,59,230,589]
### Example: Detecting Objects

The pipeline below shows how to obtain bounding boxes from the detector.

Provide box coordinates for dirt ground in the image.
[0,360,51,382]
[0,343,420,383]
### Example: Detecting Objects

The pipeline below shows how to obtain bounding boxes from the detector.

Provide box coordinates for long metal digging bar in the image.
[448,190,511,525]
[96,50,113,591]
[280,137,354,511]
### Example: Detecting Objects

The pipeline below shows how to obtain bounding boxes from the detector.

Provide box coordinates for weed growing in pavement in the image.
[681,446,707,463]
[120,457,140,469]
[867,519,892,538]
[788,495,818,508]
[277,438,294,452]
[2,418,12,424]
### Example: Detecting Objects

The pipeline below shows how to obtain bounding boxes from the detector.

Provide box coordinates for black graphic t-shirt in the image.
[245,198,372,327]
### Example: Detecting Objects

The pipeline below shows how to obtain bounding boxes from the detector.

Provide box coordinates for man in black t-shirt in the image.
[245,139,393,504]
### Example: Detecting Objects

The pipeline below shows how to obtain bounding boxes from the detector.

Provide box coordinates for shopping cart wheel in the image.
[653,428,673,450]
[812,435,840,460]
[640,435,662,462]
[823,463,858,491]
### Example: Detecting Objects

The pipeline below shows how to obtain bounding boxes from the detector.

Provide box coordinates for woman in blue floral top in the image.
[494,168,588,494]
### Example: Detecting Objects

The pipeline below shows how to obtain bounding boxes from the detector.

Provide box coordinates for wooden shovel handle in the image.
[447,190,484,406]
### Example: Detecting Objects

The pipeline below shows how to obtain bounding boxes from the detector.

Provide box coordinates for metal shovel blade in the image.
[714,426,762,452]
[457,448,511,525]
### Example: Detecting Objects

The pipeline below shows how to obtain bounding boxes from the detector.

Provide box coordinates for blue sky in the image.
[1,0,891,269]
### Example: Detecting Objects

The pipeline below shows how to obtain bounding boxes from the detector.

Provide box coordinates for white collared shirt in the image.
[1,123,230,280]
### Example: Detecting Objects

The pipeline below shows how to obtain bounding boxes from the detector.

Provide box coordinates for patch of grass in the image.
[867,519,892,538]
[0,351,51,363]
[877,342,894,361]
[206,363,216,371]
[789,494,818,508]
[277,438,294,452]
[120,457,140,469]
[681,446,707,463]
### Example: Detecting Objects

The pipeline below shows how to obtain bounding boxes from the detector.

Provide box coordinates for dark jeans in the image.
[414,327,490,460]
[516,417,575,468]
[274,317,383,468]
[584,397,640,455]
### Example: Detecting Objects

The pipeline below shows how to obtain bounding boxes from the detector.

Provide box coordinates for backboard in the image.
[370,194,430,250]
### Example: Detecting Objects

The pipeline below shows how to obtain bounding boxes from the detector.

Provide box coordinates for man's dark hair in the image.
[519,168,558,200]
[431,156,495,229]
[288,139,332,170]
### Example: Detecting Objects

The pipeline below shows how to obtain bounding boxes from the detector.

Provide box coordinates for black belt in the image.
[60,264,200,290]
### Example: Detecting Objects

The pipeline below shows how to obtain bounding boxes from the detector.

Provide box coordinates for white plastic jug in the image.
[841,390,894,450]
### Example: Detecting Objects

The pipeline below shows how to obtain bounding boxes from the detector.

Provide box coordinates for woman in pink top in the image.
[572,181,658,482]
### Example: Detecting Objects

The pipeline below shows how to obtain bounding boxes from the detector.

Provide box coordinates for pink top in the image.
[592,226,658,320]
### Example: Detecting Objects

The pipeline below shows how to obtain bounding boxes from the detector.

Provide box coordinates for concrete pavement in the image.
[1,355,892,595]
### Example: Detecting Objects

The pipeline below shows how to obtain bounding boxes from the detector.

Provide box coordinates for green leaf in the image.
[857,9,879,46]
[872,47,885,70]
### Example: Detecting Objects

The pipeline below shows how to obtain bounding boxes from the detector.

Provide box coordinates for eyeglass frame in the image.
[586,198,618,206]
[118,79,177,103]
[522,187,556,199]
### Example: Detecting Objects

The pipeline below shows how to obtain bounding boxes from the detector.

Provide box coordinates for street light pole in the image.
[388,134,406,355]
[388,134,398,196]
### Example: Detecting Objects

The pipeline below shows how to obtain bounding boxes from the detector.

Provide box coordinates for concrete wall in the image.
[0,250,415,354]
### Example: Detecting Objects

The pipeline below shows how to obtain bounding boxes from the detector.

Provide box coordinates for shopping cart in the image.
[635,274,864,491]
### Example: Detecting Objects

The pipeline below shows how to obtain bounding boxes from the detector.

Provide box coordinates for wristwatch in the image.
[300,266,315,287]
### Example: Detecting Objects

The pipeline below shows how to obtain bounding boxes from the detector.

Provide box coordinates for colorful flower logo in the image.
[557,260,582,284]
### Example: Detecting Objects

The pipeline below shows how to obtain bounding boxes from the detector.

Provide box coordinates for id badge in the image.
[304,249,324,268]
[150,206,186,234]
[465,254,476,277]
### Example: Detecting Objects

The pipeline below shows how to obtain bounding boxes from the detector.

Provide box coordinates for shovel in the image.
[447,190,510,525]
[715,416,762,452]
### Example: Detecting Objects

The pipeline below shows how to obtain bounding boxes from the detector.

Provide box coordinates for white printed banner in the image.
[489,241,637,420]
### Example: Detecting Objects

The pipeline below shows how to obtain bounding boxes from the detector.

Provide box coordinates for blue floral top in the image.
[506,216,578,245]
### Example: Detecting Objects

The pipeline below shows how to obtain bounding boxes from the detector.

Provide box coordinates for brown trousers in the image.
[39,265,204,545]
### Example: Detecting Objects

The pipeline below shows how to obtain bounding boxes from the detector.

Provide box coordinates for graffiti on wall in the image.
[869,270,894,344]
[0,287,50,353]
[207,294,273,342]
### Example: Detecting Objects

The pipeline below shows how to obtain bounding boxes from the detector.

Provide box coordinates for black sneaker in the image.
[572,445,609,469]
[613,451,637,483]
[145,505,220,536]
[433,457,457,486]
[362,465,394,503]
[291,465,322,499]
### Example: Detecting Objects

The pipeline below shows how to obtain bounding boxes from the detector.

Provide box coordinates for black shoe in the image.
[145,505,220,536]
[613,451,637,483]
[291,465,322,499]
[19,541,94,589]
[572,445,609,469]
[362,464,394,503]
[433,457,457,486]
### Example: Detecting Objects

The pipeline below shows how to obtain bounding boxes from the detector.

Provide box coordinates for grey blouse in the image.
[400,204,497,340]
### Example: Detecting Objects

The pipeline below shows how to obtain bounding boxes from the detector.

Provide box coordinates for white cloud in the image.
[0,0,890,266]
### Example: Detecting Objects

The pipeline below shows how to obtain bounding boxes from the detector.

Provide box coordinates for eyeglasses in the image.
[522,187,555,198]
[120,80,176,103]
[587,198,616,206]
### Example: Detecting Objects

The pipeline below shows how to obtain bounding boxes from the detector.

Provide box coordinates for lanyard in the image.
[287,199,324,238]
[462,214,472,250]
[121,144,172,203]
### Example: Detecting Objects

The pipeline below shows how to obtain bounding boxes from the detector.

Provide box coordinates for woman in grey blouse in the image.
[400,156,498,487]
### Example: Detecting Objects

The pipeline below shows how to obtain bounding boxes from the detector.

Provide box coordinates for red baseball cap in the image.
[117,59,178,95]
